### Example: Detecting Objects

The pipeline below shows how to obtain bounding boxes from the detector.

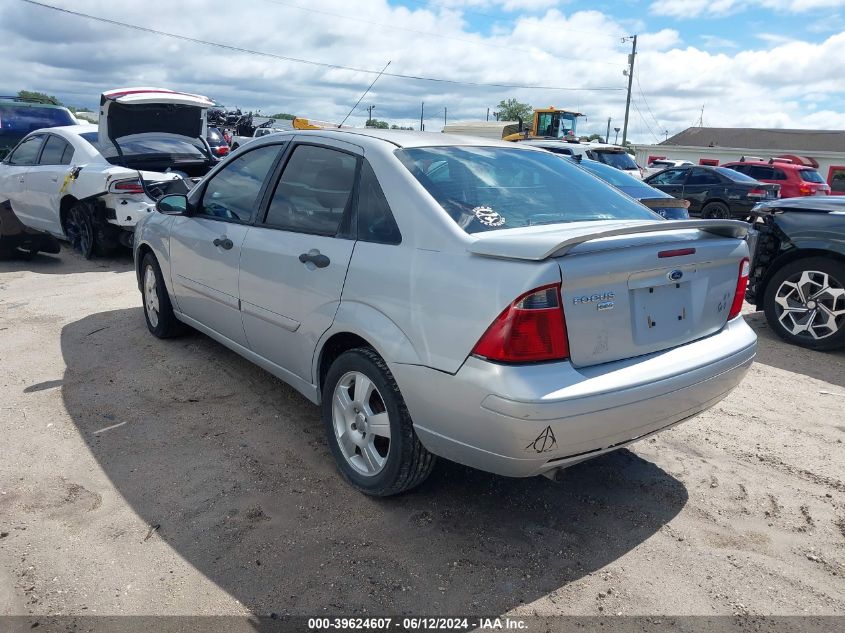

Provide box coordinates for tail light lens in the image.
[728,258,750,320]
[216,146,230,156]
[109,178,144,194]
[747,187,767,198]
[472,284,569,363]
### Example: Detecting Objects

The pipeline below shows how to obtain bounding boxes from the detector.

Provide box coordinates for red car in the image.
[722,159,830,198]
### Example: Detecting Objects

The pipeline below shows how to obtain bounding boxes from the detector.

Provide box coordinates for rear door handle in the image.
[299,250,330,268]
[213,237,234,250]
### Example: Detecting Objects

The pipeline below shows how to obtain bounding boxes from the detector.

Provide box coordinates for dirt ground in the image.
[0,247,843,619]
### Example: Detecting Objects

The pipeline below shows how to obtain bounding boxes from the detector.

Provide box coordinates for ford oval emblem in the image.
[668,269,684,282]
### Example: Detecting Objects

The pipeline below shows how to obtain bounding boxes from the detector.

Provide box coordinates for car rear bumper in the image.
[392,317,756,477]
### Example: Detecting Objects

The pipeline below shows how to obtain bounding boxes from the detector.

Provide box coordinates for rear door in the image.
[0,133,46,225]
[24,134,74,234]
[682,168,723,213]
[238,138,360,382]
[169,143,283,347]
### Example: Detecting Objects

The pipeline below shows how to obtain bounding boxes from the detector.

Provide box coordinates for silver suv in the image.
[134,129,757,496]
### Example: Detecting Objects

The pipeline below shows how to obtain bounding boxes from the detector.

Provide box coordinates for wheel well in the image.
[135,244,154,289]
[756,248,845,307]
[318,332,373,390]
[59,195,78,232]
[703,198,728,209]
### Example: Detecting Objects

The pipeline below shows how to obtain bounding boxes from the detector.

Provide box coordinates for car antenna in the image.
[337,60,391,128]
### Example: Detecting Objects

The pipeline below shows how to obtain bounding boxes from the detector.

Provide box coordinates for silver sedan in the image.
[133,129,757,496]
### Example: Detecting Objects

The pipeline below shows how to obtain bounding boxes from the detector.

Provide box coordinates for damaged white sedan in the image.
[0,88,217,257]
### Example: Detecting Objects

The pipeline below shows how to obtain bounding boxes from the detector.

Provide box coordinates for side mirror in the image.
[156,194,190,215]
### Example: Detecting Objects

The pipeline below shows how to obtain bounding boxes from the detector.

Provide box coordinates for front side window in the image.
[7,134,45,165]
[264,145,357,235]
[39,136,73,165]
[649,169,687,185]
[397,146,656,234]
[199,144,281,222]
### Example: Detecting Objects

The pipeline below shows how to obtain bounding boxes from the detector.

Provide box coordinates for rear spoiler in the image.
[468,219,750,261]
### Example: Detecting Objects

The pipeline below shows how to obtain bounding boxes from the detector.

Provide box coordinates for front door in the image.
[682,167,723,213]
[0,133,46,227]
[25,134,74,235]
[646,167,687,199]
[169,143,283,347]
[239,139,360,382]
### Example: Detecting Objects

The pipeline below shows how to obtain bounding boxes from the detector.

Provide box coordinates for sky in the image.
[1,0,845,144]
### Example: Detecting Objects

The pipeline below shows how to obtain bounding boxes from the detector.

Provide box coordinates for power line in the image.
[634,73,663,134]
[631,99,660,143]
[260,0,625,65]
[18,0,625,92]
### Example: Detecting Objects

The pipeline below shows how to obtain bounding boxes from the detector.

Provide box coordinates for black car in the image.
[644,165,779,219]
[747,196,845,350]
[206,126,230,158]
[0,95,76,160]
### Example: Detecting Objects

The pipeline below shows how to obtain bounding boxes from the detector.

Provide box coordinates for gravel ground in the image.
[0,247,843,619]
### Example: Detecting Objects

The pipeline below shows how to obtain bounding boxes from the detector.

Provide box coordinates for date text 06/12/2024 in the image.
[307,617,528,630]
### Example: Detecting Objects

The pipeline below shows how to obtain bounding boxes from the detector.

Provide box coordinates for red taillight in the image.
[216,146,230,156]
[747,187,767,198]
[472,284,569,363]
[728,258,750,320]
[109,178,144,194]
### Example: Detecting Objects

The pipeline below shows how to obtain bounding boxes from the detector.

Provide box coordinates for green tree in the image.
[17,90,61,105]
[269,113,296,120]
[366,118,390,129]
[496,98,533,122]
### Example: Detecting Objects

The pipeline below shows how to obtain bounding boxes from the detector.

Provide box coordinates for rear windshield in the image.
[100,135,208,161]
[592,150,638,170]
[579,160,668,199]
[716,166,757,182]
[396,146,657,233]
[799,169,825,183]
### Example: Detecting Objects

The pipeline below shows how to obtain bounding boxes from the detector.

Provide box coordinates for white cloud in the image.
[650,0,845,18]
[0,0,844,144]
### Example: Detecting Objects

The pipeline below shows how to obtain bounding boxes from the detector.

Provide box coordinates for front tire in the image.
[322,347,435,496]
[141,253,184,338]
[763,257,845,351]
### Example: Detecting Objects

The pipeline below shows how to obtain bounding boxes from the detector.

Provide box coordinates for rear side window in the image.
[396,146,655,234]
[39,136,73,165]
[265,144,357,235]
[799,169,825,183]
[770,168,787,181]
[7,134,44,165]
[199,144,281,222]
[357,161,400,244]
[687,168,722,185]
[747,165,774,180]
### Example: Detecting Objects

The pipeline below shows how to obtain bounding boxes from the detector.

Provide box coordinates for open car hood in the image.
[98,87,213,161]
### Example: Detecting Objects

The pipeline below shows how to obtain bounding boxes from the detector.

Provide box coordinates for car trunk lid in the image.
[469,220,749,367]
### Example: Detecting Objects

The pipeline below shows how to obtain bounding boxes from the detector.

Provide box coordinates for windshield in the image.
[799,169,826,183]
[716,166,757,182]
[396,146,657,233]
[0,104,75,155]
[592,150,638,170]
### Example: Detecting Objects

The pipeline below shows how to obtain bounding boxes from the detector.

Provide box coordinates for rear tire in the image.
[763,257,845,351]
[141,253,184,338]
[64,202,95,259]
[322,347,435,496]
[702,201,731,219]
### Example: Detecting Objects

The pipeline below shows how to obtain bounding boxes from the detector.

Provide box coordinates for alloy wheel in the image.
[66,207,93,256]
[774,269,845,340]
[331,371,391,476]
[144,265,160,328]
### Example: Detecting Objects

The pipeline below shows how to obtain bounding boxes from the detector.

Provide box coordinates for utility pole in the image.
[444,107,447,127]
[621,34,637,147]
[486,107,490,121]
[367,105,375,124]
[420,102,424,131]
[606,117,611,144]
[614,127,620,144]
